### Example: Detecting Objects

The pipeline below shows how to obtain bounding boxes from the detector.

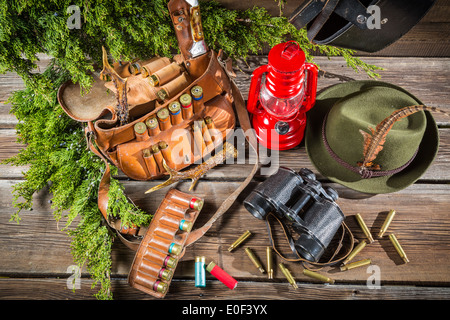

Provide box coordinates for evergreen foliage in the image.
[1,0,381,299]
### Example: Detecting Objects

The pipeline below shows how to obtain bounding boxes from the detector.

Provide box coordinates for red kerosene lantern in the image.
[247,41,318,150]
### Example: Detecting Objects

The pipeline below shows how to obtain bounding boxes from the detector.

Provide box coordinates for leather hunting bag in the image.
[57,0,259,250]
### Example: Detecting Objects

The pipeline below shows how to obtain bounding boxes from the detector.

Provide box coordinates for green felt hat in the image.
[305,80,439,194]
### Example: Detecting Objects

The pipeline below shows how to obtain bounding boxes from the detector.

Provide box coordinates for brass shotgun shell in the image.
[342,240,367,265]
[245,247,265,274]
[389,234,409,263]
[378,209,396,238]
[145,116,161,136]
[157,107,171,131]
[279,263,298,289]
[168,101,183,125]
[355,213,374,243]
[266,246,273,279]
[228,230,251,252]
[340,258,371,271]
[303,269,335,284]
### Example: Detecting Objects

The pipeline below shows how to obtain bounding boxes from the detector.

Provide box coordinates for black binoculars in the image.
[244,167,344,262]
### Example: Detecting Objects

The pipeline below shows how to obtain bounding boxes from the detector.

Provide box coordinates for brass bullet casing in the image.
[200,119,214,152]
[168,101,183,125]
[266,246,274,280]
[355,213,374,243]
[158,141,173,168]
[140,57,171,77]
[342,240,367,265]
[142,148,159,176]
[190,198,204,212]
[153,280,168,294]
[192,122,207,156]
[164,256,178,269]
[191,85,204,114]
[303,269,335,284]
[145,116,161,136]
[228,230,251,252]
[168,242,182,256]
[134,122,149,141]
[180,93,193,119]
[378,209,396,238]
[389,234,409,264]
[179,219,193,232]
[148,62,183,86]
[279,263,298,289]
[340,258,372,271]
[151,144,165,173]
[157,107,172,131]
[245,247,265,274]
[205,116,221,147]
[156,73,190,101]
[159,268,173,281]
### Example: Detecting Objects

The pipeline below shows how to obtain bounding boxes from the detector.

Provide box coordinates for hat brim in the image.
[305,80,439,194]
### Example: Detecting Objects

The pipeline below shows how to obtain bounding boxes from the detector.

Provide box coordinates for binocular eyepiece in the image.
[244,167,344,262]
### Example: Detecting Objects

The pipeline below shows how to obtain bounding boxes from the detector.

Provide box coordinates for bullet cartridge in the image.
[157,107,171,131]
[191,85,204,114]
[148,62,182,86]
[389,234,409,264]
[303,269,335,284]
[245,247,265,274]
[145,116,161,136]
[279,263,298,289]
[342,240,367,265]
[355,213,374,243]
[180,93,193,119]
[134,122,149,141]
[378,209,396,238]
[266,246,273,279]
[228,230,251,252]
[151,144,165,173]
[340,258,371,271]
[169,101,183,125]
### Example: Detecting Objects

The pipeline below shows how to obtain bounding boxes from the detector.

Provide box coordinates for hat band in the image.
[321,112,419,179]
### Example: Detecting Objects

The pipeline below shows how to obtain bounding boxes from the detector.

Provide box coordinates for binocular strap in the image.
[265,212,354,270]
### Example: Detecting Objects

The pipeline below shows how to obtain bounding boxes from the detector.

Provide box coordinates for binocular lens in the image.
[243,191,272,220]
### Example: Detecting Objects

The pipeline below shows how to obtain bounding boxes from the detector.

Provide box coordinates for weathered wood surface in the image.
[0,54,449,301]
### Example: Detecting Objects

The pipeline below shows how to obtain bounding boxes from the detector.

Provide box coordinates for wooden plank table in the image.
[0,55,449,302]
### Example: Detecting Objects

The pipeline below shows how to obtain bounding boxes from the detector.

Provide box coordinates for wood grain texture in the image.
[1,278,450,300]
